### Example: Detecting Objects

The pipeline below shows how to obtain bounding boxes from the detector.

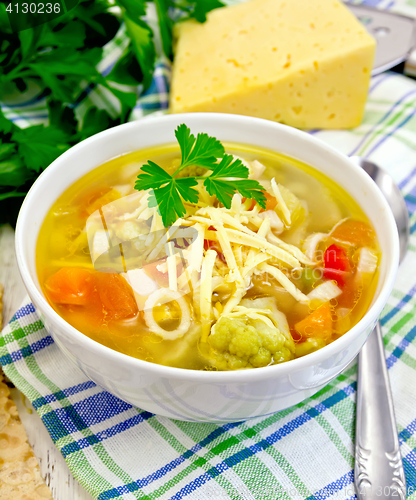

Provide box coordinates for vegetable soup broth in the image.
[37,144,379,370]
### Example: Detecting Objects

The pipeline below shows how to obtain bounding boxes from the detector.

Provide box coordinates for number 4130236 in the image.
[6,3,61,14]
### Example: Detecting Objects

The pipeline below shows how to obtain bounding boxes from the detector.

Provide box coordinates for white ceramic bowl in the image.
[16,113,399,423]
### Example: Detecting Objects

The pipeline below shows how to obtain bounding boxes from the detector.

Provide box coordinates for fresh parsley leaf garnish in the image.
[174,124,225,174]
[136,160,200,224]
[135,125,267,226]
[203,154,267,209]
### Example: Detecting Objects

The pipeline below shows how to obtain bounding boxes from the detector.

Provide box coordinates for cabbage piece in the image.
[356,247,378,275]
[308,281,342,305]
[271,179,291,226]
[302,232,327,262]
[274,182,305,228]
[295,338,326,357]
[249,159,266,180]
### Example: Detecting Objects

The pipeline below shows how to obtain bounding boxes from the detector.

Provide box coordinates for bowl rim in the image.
[15,112,400,383]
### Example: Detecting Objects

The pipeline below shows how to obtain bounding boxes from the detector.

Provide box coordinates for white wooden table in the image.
[0,224,93,500]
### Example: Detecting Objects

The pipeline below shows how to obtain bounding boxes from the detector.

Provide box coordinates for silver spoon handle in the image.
[355,322,407,499]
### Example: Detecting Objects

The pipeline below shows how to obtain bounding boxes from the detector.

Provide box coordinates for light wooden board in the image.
[0,225,27,324]
[0,224,93,500]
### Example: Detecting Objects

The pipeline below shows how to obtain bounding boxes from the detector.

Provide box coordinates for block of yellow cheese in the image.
[170,0,376,129]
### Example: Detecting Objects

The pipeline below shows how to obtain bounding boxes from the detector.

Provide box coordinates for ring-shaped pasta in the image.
[144,288,191,340]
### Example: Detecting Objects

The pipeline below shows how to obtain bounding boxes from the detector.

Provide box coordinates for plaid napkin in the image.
[2,2,416,499]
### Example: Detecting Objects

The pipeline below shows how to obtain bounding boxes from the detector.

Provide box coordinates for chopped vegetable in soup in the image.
[37,127,380,370]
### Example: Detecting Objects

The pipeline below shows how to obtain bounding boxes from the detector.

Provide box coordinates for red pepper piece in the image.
[323,244,351,287]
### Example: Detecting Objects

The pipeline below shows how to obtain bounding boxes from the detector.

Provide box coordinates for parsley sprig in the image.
[134,124,267,226]
[0,0,226,226]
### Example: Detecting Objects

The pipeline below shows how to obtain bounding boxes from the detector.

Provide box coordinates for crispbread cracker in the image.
[0,372,53,499]
[0,286,53,499]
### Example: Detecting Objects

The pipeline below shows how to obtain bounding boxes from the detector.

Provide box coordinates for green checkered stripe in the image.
[3,2,416,499]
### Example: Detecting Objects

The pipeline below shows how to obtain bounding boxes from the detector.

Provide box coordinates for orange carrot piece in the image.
[45,267,95,306]
[96,273,138,320]
[243,192,277,211]
[264,192,278,211]
[294,303,333,341]
[331,219,375,247]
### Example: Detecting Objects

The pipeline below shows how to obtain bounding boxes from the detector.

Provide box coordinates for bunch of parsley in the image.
[0,0,224,225]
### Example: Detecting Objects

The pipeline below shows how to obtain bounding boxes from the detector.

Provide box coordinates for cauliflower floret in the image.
[209,311,294,371]
[115,221,143,241]
[240,297,295,353]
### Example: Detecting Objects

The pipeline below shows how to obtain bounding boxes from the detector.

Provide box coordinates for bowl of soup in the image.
[15,113,399,422]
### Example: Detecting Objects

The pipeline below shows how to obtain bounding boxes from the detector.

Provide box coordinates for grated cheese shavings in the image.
[223,228,300,268]
[200,249,218,342]
[267,232,315,266]
[258,263,309,303]
[165,242,178,292]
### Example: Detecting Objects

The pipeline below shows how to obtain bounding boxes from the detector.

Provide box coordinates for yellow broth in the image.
[36,143,379,370]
